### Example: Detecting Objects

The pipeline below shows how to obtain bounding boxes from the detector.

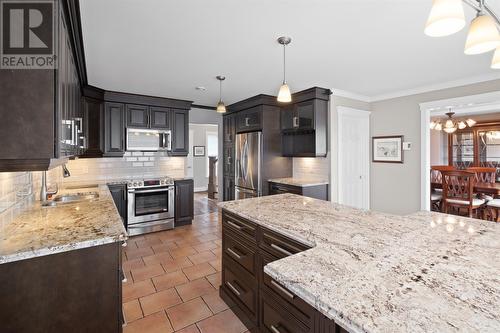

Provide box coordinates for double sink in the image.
[42,191,99,207]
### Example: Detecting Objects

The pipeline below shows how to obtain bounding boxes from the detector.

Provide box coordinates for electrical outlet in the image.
[403,142,412,150]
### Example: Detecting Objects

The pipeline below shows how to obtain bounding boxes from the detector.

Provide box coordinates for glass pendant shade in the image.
[444,126,457,133]
[445,119,454,128]
[492,46,500,69]
[425,0,466,37]
[216,101,226,113]
[458,121,467,129]
[466,118,477,127]
[435,122,443,131]
[464,14,500,55]
[430,121,437,129]
[277,83,292,103]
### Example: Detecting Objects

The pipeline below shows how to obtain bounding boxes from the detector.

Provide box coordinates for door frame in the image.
[337,106,371,209]
[419,91,500,210]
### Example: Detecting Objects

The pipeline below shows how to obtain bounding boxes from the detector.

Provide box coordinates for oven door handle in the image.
[128,187,173,194]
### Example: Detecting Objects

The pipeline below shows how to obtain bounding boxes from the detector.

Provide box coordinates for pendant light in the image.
[443,111,458,133]
[492,46,500,69]
[464,12,500,55]
[425,0,466,37]
[277,36,292,103]
[216,75,226,113]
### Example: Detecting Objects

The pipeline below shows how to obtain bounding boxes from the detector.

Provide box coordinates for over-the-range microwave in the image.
[126,128,171,151]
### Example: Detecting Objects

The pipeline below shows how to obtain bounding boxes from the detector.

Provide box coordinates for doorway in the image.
[188,123,219,216]
[337,107,371,209]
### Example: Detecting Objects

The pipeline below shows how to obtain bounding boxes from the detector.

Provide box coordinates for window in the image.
[206,131,218,177]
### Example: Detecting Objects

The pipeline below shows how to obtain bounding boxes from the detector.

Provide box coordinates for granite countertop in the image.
[218,194,500,333]
[0,185,127,265]
[268,177,329,187]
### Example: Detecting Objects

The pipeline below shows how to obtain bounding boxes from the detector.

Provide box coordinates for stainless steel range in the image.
[127,177,175,236]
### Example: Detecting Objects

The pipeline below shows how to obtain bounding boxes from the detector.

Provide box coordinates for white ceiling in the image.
[79,0,500,106]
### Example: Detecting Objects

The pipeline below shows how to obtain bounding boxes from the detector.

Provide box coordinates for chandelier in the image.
[424,0,500,69]
[430,109,476,133]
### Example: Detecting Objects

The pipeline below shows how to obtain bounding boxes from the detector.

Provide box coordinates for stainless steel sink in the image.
[42,192,99,207]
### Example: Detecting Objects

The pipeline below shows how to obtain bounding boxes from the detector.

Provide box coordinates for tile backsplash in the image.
[0,172,34,224]
[293,157,329,180]
[61,152,186,187]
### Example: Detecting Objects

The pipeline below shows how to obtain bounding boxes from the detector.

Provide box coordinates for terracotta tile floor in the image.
[122,209,249,333]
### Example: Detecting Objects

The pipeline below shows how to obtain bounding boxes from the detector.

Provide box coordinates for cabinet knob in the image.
[245,117,250,127]
[293,116,299,128]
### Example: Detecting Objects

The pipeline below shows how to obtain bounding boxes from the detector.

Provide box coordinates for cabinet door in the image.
[171,109,189,156]
[280,105,295,130]
[175,179,194,226]
[223,145,235,176]
[224,114,236,144]
[126,104,149,128]
[236,107,262,132]
[150,106,170,129]
[224,177,235,201]
[108,184,127,229]
[104,102,125,156]
[82,97,103,157]
[295,100,315,130]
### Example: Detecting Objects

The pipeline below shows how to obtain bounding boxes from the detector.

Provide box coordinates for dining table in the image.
[431,181,500,196]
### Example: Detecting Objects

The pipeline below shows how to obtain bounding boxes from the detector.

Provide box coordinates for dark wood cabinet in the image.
[220,209,346,333]
[223,177,235,201]
[0,242,122,333]
[237,106,263,133]
[224,114,236,144]
[104,102,126,157]
[126,104,149,128]
[175,179,194,226]
[269,182,328,201]
[171,109,189,156]
[150,106,171,129]
[108,184,128,230]
[281,88,330,157]
[81,96,104,157]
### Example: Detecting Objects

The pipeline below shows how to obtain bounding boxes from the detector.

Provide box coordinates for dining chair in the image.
[485,199,500,222]
[442,170,485,218]
[466,167,497,202]
[430,166,455,211]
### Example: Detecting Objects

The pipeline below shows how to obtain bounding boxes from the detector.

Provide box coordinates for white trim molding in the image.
[419,91,500,211]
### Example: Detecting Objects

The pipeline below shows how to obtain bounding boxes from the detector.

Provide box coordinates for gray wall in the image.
[189,108,223,199]
[370,79,500,215]
[190,124,218,191]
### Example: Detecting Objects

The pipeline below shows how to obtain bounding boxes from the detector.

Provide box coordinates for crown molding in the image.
[369,72,500,103]
[331,89,371,103]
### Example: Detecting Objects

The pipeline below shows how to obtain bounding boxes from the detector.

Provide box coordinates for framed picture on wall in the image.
[193,146,205,157]
[372,135,404,163]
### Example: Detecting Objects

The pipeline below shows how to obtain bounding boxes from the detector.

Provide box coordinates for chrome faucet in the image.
[40,171,58,201]
[62,164,71,178]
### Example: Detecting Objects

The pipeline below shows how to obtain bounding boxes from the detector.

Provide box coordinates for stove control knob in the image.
[139,181,144,187]
[133,182,138,187]
[160,180,165,185]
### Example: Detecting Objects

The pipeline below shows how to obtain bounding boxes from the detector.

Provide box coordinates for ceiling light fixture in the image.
[216,76,226,113]
[430,108,476,133]
[277,36,292,103]
[425,0,466,37]
[425,0,500,68]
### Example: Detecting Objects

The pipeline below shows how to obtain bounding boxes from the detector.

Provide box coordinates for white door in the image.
[186,128,194,178]
[338,107,370,209]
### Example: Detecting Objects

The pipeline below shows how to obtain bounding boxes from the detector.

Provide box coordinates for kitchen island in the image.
[0,185,127,332]
[218,193,500,333]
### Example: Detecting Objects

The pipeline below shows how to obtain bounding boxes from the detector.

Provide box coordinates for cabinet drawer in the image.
[269,182,302,196]
[223,263,257,320]
[222,211,257,243]
[261,290,312,333]
[260,228,310,259]
[263,273,315,328]
[223,231,257,276]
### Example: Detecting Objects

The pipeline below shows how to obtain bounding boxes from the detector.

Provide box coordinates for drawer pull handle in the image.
[120,270,127,283]
[226,281,241,296]
[270,325,281,333]
[270,243,293,256]
[227,247,243,260]
[271,280,295,300]
[227,220,243,230]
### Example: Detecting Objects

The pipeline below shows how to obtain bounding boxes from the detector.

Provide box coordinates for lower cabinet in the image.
[220,210,347,333]
[269,182,328,201]
[108,184,128,230]
[0,242,123,333]
[175,179,194,226]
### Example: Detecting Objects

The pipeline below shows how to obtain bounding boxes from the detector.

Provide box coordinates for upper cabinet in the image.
[150,107,170,129]
[104,102,126,157]
[236,106,263,133]
[170,109,189,156]
[126,104,149,128]
[280,87,330,157]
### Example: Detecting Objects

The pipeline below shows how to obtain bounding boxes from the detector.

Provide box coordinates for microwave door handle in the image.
[159,133,164,148]
[163,133,167,149]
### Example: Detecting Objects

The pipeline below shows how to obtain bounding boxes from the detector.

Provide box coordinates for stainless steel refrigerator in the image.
[235,131,262,199]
